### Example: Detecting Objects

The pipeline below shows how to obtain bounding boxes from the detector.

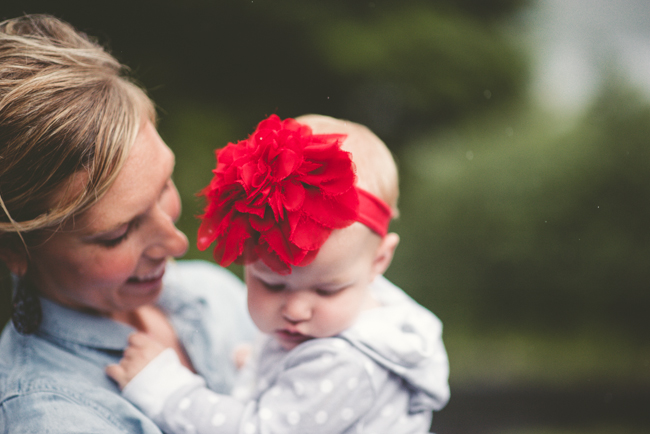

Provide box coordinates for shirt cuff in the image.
[122,348,205,420]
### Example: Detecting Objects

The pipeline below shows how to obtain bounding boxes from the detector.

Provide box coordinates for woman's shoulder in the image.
[162,259,245,302]
[165,259,244,289]
[0,328,162,432]
[0,326,100,394]
[0,372,161,433]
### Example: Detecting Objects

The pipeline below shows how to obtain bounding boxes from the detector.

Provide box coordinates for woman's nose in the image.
[144,207,189,260]
[282,293,312,323]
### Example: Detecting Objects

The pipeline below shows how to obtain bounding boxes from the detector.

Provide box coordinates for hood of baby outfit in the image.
[341,282,450,413]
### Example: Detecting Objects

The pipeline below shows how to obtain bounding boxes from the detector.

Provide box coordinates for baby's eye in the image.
[315,288,340,297]
[262,281,286,292]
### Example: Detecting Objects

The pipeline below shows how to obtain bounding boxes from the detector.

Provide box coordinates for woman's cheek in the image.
[85,246,140,281]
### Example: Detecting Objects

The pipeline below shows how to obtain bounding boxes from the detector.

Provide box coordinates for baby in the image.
[107,114,450,433]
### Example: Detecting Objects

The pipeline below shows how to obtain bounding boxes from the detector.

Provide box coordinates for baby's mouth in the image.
[276,329,310,341]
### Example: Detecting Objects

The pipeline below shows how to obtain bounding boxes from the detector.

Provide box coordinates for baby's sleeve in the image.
[122,348,247,434]
[123,341,377,434]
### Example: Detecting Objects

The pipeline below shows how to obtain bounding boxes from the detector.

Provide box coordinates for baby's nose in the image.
[281,294,312,323]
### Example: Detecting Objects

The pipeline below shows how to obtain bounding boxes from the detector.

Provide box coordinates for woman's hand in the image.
[106,332,167,389]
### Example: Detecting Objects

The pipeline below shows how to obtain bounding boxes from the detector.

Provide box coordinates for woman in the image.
[0,15,255,432]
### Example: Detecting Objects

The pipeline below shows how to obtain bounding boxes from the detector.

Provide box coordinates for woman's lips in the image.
[125,263,166,295]
[128,262,166,283]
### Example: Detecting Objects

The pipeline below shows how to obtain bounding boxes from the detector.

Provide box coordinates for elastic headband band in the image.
[356,187,392,237]
[197,114,393,274]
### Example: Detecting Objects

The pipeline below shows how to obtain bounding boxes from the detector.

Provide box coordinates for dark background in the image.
[1,1,649,433]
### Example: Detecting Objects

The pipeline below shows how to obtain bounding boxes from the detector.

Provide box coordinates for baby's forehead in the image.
[320,223,376,255]
[296,114,369,140]
[296,115,388,165]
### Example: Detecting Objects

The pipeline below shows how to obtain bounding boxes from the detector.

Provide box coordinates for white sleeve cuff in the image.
[122,348,206,420]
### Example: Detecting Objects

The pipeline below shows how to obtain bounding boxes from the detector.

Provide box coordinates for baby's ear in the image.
[371,232,400,277]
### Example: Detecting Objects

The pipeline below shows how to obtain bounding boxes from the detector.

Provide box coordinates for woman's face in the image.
[26,121,189,318]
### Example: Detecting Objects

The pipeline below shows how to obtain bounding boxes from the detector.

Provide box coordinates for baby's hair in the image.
[0,14,154,242]
[296,114,399,217]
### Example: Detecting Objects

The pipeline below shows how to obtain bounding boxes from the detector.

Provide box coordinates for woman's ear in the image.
[0,244,27,277]
[371,232,400,278]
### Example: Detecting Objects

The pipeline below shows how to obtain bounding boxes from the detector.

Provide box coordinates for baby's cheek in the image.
[321,303,359,335]
[247,290,276,333]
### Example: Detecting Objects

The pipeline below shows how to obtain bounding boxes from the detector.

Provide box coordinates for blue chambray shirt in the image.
[0,260,256,433]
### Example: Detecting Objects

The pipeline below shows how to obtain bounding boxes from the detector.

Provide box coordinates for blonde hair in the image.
[0,14,155,241]
[296,114,399,216]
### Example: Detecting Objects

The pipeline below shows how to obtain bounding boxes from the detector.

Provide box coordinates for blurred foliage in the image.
[1,0,529,145]
[391,82,650,344]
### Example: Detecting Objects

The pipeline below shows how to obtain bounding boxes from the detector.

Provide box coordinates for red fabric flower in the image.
[197,114,359,274]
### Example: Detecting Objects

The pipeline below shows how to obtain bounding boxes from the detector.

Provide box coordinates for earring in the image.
[11,278,42,335]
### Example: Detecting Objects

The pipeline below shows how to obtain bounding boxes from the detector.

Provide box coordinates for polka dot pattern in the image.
[292,381,305,396]
[381,404,394,417]
[211,413,226,426]
[320,379,333,393]
[287,411,301,425]
[178,398,191,410]
[315,410,328,424]
[259,407,273,420]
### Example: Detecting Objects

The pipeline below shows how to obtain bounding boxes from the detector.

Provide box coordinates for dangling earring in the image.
[11,277,42,335]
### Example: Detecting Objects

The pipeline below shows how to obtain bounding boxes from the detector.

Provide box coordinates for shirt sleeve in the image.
[122,341,377,434]
[121,348,247,434]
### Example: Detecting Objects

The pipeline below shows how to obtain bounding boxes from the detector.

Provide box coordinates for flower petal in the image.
[290,215,332,251]
[301,187,358,229]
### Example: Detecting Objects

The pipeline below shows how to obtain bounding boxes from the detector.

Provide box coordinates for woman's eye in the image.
[98,232,129,248]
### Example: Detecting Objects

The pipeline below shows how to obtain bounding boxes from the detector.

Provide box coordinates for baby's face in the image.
[245,224,382,350]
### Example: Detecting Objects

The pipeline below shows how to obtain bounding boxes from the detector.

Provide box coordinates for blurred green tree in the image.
[1,0,529,144]
[391,82,650,341]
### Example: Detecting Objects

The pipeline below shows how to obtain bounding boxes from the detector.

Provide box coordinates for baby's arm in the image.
[157,339,376,434]
[108,336,376,434]
[106,333,247,433]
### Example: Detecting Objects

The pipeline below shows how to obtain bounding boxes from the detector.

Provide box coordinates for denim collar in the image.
[33,263,207,351]
[37,297,135,350]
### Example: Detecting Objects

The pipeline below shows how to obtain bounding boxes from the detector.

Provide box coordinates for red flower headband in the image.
[197,114,392,274]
